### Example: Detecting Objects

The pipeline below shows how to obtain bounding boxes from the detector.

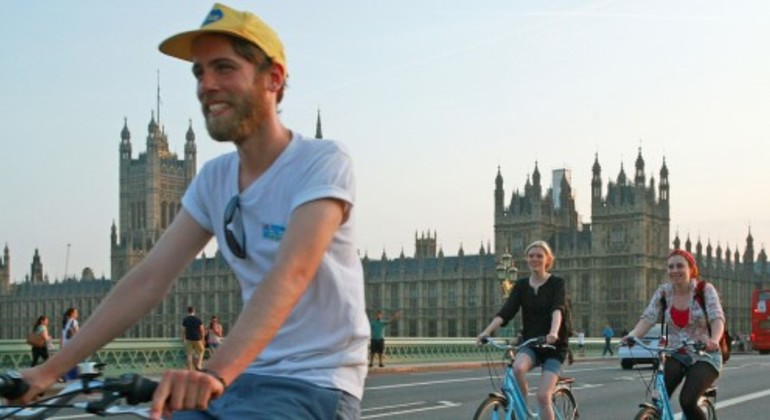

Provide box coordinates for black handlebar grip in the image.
[125,374,158,405]
[0,371,30,400]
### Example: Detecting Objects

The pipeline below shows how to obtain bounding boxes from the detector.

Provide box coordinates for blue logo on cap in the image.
[202,9,223,27]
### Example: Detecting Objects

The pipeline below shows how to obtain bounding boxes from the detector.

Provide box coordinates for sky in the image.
[1,0,769,282]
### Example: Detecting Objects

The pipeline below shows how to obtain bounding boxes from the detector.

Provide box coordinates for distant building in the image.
[364,149,766,337]
[111,113,197,280]
[0,245,9,294]
[0,112,766,339]
[0,107,332,340]
[363,232,500,338]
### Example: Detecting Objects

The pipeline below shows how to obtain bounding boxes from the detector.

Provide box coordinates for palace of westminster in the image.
[1,110,767,341]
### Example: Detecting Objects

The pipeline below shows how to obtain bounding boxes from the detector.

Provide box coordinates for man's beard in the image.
[203,88,269,144]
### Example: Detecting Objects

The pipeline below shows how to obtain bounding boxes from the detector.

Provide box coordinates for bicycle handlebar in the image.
[0,372,29,401]
[0,367,158,419]
[626,336,708,355]
[480,336,555,352]
[99,373,158,405]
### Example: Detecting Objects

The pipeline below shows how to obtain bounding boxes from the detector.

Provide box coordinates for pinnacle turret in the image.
[634,147,645,186]
[185,119,196,142]
[315,108,323,139]
[121,117,131,141]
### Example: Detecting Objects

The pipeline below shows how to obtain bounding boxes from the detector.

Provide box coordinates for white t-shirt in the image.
[182,133,369,399]
[62,318,79,347]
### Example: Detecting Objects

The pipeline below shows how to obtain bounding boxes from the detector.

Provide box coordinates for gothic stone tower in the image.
[414,230,438,259]
[111,114,197,279]
[587,149,670,332]
[494,161,581,256]
[0,245,9,294]
[494,148,670,334]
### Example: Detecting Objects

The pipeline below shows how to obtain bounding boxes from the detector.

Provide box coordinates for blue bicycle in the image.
[627,337,717,420]
[473,336,578,420]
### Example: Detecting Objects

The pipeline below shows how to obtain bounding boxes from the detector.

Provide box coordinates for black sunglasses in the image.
[224,195,246,258]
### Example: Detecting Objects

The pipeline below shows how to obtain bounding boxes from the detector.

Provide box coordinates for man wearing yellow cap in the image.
[16,3,368,418]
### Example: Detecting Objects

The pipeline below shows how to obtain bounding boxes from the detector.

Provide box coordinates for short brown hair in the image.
[231,36,286,104]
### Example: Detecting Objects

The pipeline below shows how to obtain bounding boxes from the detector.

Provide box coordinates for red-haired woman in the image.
[623,249,725,420]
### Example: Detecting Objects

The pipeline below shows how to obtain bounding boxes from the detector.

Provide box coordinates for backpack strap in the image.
[695,280,713,337]
[659,291,668,343]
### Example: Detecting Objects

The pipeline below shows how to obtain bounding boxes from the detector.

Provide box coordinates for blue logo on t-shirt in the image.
[202,9,223,26]
[262,224,286,241]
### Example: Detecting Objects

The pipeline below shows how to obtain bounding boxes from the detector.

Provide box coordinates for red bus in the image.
[751,289,770,354]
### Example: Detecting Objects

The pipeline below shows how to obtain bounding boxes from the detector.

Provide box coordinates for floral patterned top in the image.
[640,279,725,348]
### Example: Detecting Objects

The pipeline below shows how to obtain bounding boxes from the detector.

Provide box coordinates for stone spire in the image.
[315,108,323,139]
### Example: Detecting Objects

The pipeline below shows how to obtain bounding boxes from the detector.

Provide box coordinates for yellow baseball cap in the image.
[159,3,287,74]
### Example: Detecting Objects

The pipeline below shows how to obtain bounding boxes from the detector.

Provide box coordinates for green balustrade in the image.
[0,339,198,376]
[0,337,614,376]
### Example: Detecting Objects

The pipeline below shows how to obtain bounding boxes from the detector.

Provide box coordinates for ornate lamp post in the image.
[496,250,518,298]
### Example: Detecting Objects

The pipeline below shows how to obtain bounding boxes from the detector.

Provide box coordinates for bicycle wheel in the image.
[633,406,660,420]
[551,387,578,420]
[473,395,509,420]
[698,397,717,420]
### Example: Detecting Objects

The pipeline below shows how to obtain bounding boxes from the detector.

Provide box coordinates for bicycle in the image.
[0,362,157,419]
[473,336,578,420]
[625,337,717,420]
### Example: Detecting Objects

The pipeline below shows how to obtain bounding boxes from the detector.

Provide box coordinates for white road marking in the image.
[571,383,604,391]
[366,365,616,392]
[362,401,427,412]
[668,388,770,419]
[715,388,770,410]
[362,400,460,418]
[367,376,488,390]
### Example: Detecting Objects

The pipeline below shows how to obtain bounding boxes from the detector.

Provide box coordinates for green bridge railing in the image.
[0,338,612,375]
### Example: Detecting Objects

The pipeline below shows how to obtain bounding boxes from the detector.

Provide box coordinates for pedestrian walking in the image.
[182,306,204,371]
[602,325,614,356]
[29,316,52,367]
[577,330,585,357]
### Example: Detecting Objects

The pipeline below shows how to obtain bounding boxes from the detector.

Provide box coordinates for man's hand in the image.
[149,369,225,419]
[8,366,56,406]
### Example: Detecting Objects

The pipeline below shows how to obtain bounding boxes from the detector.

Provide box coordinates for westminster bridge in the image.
[0,337,616,374]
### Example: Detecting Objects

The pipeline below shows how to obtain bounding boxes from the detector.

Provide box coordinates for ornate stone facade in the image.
[0,109,330,339]
[364,150,767,337]
[0,122,766,340]
[363,233,502,338]
[0,245,9,294]
[111,113,197,280]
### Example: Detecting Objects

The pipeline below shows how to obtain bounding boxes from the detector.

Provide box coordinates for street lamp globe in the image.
[496,250,517,298]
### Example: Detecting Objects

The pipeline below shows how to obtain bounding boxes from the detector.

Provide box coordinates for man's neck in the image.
[236,119,291,191]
